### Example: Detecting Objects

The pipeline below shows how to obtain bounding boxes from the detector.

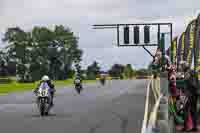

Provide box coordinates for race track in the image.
[0,80,148,133]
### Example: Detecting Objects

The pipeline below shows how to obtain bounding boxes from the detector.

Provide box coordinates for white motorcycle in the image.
[36,83,52,116]
[74,79,83,94]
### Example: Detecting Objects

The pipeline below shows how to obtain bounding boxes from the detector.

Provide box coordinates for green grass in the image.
[0,79,96,94]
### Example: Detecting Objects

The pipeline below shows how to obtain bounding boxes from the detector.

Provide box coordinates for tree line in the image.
[0,25,82,82]
[0,25,151,82]
[84,61,151,80]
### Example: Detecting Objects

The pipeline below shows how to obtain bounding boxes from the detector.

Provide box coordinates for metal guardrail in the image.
[141,74,169,133]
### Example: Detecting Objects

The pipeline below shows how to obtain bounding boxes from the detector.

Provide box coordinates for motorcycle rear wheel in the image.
[45,111,49,116]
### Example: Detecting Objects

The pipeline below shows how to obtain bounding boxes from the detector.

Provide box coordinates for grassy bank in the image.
[0,79,96,94]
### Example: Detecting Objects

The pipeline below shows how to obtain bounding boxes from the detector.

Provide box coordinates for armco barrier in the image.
[141,73,170,133]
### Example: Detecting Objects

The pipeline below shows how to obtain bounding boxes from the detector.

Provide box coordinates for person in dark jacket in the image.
[182,62,199,131]
[34,75,55,106]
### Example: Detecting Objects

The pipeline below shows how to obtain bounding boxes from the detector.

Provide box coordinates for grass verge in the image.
[0,79,96,94]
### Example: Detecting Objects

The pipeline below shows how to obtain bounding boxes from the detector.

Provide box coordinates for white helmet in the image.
[41,75,50,81]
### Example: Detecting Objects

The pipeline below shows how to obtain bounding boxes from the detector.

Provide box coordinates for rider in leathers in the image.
[34,75,55,106]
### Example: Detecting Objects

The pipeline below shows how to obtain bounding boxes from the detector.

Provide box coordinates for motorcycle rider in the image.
[100,74,106,85]
[34,75,55,106]
[74,74,83,94]
[74,74,82,85]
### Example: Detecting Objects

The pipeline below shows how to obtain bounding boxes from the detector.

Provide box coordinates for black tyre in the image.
[45,111,49,116]
[40,105,45,116]
[40,99,46,116]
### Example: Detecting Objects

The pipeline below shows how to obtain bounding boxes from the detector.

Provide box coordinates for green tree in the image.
[86,61,100,80]
[123,64,134,79]
[3,25,83,82]
[0,50,16,76]
[3,27,29,81]
[109,64,125,79]
[0,60,8,77]
[135,69,151,76]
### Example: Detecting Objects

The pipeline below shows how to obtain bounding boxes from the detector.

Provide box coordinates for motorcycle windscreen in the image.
[39,82,50,91]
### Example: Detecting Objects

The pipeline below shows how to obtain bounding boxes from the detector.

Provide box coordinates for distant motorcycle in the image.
[100,77,106,86]
[36,85,53,116]
[74,79,83,94]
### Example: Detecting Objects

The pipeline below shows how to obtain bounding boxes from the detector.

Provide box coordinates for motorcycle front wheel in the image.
[39,98,46,116]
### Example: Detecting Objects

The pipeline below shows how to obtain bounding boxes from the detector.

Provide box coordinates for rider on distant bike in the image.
[74,74,83,94]
[34,75,55,106]
[99,74,106,85]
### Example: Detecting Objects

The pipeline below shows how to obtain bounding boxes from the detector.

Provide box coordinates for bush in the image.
[112,77,120,80]
[18,80,35,83]
[0,78,13,84]
[86,72,97,80]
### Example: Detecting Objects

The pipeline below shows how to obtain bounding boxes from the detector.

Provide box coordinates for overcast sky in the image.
[0,0,200,70]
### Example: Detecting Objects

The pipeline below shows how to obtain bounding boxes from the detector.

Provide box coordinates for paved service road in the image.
[0,80,148,133]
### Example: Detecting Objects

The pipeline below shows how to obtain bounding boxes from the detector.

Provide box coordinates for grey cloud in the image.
[81,47,156,70]
[0,0,200,69]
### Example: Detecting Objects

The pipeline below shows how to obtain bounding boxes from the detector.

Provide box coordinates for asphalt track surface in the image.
[0,80,148,133]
